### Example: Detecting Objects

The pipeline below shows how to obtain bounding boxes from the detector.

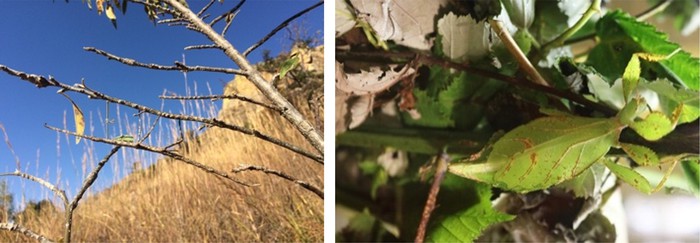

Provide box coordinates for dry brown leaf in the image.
[350,0,448,50]
[63,95,85,144]
[348,94,373,129]
[336,61,415,95]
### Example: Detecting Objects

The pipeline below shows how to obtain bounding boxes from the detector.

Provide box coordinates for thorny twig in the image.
[233,164,323,198]
[242,0,323,57]
[83,47,246,75]
[415,152,450,243]
[0,65,322,163]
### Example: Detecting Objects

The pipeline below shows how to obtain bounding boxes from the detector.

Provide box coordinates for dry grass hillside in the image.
[1,45,324,242]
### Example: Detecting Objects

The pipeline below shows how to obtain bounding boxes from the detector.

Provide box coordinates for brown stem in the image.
[84,47,245,75]
[415,152,450,243]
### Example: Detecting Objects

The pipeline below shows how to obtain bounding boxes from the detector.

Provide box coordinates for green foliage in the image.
[681,159,700,195]
[426,181,514,242]
[587,10,700,90]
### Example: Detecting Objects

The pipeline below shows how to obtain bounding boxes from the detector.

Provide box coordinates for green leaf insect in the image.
[449,113,624,192]
[115,135,135,143]
[279,53,300,78]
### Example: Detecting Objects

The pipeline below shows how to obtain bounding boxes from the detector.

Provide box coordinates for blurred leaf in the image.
[529,1,569,44]
[641,79,700,124]
[437,13,490,62]
[349,0,448,50]
[279,54,300,78]
[335,0,356,37]
[501,0,535,29]
[96,0,105,14]
[681,158,699,195]
[426,182,514,242]
[105,4,117,29]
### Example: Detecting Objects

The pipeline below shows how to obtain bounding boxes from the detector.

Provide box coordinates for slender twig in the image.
[184,44,220,50]
[637,0,674,22]
[0,171,68,205]
[337,51,617,116]
[197,0,217,17]
[64,146,121,243]
[45,125,257,187]
[0,223,53,243]
[157,18,185,24]
[209,0,246,26]
[242,0,323,56]
[415,152,450,243]
[159,94,280,112]
[83,47,246,75]
[489,19,550,87]
[221,10,238,36]
[0,65,322,163]
[541,0,601,53]
[165,0,324,154]
[233,164,323,198]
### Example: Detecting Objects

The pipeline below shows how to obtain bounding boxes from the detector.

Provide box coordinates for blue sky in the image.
[0,0,323,210]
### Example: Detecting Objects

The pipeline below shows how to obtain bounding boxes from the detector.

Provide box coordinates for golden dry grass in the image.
[0,47,323,242]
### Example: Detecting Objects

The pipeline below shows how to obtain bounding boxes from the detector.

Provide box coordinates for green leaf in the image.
[620,143,659,166]
[629,112,674,141]
[588,10,699,90]
[426,182,514,242]
[622,54,641,101]
[641,79,700,124]
[603,158,653,194]
[279,54,300,78]
[450,115,623,192]
[681,159,699,195]
[402,66,502,129]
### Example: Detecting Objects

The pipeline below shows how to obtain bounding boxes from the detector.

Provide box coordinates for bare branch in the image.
[233,164,323,199]
[165,0,324,154]
[159,94,281,112]
[184,44,220,50]
[0,171,68,206]
[197,0,217,17]
[209,0,246,27]
[0,65,322,163]
[83,47,246,75]
[0,222,54,243]
[242,0,323,56]
[45,125,257,188]
[64,146,121,243]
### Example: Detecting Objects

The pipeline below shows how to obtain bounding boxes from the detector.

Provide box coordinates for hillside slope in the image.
[2,45,324,242]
